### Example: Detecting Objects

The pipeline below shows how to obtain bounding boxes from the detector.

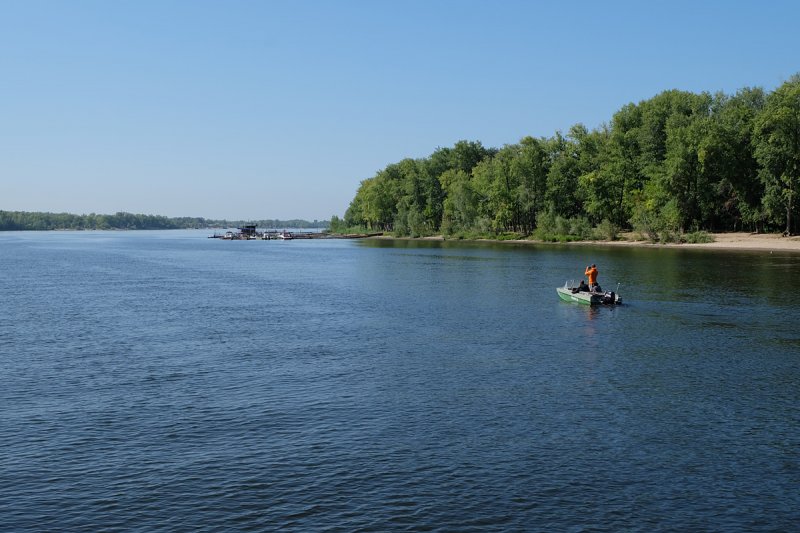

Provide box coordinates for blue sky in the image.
[2,0,798,221]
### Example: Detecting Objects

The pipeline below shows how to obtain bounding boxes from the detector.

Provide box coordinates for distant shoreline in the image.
[371,232,800,253]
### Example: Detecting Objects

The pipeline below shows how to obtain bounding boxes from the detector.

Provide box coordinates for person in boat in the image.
[585,264,599,291]
[572,279,589,293]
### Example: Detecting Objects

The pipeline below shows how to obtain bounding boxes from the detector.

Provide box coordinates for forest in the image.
[0,211,327,231]
[336,76,800,241]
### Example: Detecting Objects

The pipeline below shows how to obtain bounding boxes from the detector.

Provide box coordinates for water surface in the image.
[1,231,798,531]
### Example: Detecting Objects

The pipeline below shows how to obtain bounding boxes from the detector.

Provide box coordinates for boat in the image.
[277,230,293,240]
[556,281,621,305]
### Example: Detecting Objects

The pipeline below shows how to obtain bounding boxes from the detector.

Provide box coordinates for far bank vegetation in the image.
[333,76,800,242]
[0,212,328,232]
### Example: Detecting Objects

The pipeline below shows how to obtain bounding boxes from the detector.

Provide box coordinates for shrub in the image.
[658,230,679,243]
[534,210,611,242]
[407,210,427,238]
[594,219,618,241]
[496,232,524,241]
[554,215,571,236]
[569,217,593,240]
[682,231,714,244]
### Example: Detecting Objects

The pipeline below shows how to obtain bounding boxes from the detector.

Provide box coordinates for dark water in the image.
[1,231,798,531]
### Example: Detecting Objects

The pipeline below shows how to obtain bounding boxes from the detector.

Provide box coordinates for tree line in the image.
[337,75,800,240]
[0,211,328,231]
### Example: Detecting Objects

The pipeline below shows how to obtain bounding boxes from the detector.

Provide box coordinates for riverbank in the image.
[372,232,800,253]
[626,232,800,252]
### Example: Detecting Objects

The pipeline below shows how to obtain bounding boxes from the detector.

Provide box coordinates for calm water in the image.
[1,230,798,531]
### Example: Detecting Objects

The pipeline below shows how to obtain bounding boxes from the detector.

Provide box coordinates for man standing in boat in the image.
[585,264,599,291]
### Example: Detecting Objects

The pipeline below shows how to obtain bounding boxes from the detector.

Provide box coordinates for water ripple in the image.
[1,232,799,531]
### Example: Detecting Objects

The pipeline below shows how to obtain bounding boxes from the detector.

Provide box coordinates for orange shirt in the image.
[585,266,598,285]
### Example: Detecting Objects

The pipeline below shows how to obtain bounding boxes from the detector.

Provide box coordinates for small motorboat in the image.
[556,281,621,305]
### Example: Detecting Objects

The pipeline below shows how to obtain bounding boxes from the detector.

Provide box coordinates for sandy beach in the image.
[608,232,800,253]
[383,232,800,253]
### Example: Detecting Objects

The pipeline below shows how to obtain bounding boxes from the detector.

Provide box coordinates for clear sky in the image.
[2,0,798,221]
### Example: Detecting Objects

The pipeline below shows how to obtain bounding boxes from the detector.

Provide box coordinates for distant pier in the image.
[208,225,382,240]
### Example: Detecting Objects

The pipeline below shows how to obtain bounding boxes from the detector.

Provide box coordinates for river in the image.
[1,230,798,531]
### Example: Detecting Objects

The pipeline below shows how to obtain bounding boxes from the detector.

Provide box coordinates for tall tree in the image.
[545,132,583,219]
[700,89,765,231]
[660,91,713,230]
[606,103,644,227]
[575,124,620,225]
[472,147,520,232]
[754,75,800,234]
[512,136,550,232]
[440,169,478,234]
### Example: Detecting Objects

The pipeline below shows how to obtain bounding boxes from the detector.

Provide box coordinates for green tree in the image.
[440,169,478,234]
[700,88,765,231]
[754,75,800,234]
[343,184,368,228]
[603,103,644,227]
[472,146,521,232]
[512,136,550,232]
[660,91,713,230]
[545,132,583,219]
[576,124,621,225]
[334,73,800,237]
[624,90,715,233]
[396,158,436,235]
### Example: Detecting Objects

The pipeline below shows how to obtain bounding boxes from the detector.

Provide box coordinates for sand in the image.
[608,232,800,253]
[381,232,800,253]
